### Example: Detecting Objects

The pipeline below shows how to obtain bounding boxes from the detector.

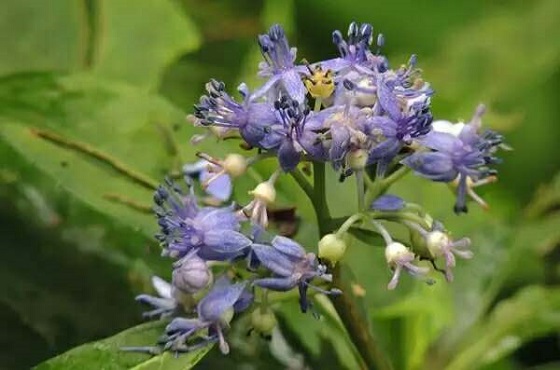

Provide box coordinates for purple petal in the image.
[281,69,307,103]
[166,318,201,334]
[251,243,295,276]
[253,276,298,291]
[367,138,402,162]
[197,280,247,322]
[318,58,350,73]
[271,236,306,260]
[251,74,281,101]
[278,139,301,172]
[371,194,406,211]
[329,125,351,165]
[202,230,251,260]
[402,152,458,182]
[377,77,402,121]
[233,290,254,313]
[198,208,239,231]
[200,169,232,201]
[420,131,461,153]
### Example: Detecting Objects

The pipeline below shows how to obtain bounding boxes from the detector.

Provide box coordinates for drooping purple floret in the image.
[252,236,341,313]
[154,179,251,261]
[160,277,253,354]
[402,105,503,213]
[254,24,308,103]
[194,79,278,147]
[183,160,232,201]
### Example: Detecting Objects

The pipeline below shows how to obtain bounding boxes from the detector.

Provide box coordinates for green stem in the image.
[304,162,391,370]
[336,213,366,237]
[356,170,365,211]
[312,162,330,235]
[365,166,411,205]
[290,167,314,201]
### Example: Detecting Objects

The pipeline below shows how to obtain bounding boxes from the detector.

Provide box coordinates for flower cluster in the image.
[130,22,506,356]
[131,177,338,354]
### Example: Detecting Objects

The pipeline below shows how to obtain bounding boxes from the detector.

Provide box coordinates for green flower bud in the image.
[251,308,277,335]
[318,233,348,264]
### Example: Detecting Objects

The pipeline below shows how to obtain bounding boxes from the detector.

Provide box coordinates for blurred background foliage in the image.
[0,0,559,369]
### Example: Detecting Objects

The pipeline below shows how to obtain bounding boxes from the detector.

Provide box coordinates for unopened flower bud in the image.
[250,181,276,204]
[425,230,450,258]
[385,242,413,266]
[347,149,368,170]
[172,255,212,294]
[318,233,348,264]
[223,153,247,178]
[251,308,277,335]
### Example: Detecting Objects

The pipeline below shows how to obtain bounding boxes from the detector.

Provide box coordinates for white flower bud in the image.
[251,308,277,335]
[250,181,276,204]
[425,230,450,258]
[385,242,413,266]
[318,233,348,264]
[347,149,368,170]
[223,153,247,178]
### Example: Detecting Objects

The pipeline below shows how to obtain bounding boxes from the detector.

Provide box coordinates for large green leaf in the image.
[0,0,84,75]
[0,73,193,240]
[89,0,201,89]
[35,321,212,370]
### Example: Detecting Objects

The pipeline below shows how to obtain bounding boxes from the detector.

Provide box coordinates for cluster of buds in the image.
[129,21,505,357]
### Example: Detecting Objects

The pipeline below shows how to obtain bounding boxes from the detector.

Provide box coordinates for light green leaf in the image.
[90,0,201,89]
[34,321,212,370]
[0,0,84,75]
[0,73,192,240]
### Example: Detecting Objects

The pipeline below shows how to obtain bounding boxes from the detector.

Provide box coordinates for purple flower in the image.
[321,22,384,77]
[252,236,341,313]
[135,276,181,319]
[193,79,278,147]
[183,160,232,202]
[253,25,308,103]
[154,180,251,261]
[159,277,253,354]
[365,78,433,177]
[318,105,371,170]
[402,105,503,213]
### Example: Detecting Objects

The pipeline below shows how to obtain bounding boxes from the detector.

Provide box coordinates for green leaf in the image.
[0,73,192,240]
[0,0,84,75]
[525,172,560,219]
[446,286,560,370]
[89,0,201,89]
[35,321,212,370]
